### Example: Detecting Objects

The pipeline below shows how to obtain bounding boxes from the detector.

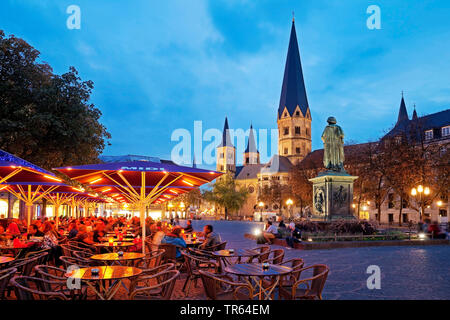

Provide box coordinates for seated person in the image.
[67,222,79,239]
[286,224,302,248]
[428,222,446,239]
[262,221,278,243]
[184,220,193,233]
[160,227,186,259]
[73,225,94,245]
[6,220,21,235]
[199,225,222,250]
[92,222,106,243]
[27,224,44,239]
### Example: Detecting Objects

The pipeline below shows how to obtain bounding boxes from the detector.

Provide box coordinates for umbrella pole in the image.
[140,204,146,254]
[26,203,32,227]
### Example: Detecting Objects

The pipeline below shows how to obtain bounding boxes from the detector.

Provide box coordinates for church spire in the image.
[278,19,310,119]
[245,124,259,154]
[218,117,234,148]
[412,104,418,121]
[397,93,409,124]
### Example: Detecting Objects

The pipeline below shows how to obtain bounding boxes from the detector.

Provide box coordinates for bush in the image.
[295,220,377,235]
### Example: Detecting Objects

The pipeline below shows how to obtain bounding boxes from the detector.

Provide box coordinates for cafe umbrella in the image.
[54,160,222,253]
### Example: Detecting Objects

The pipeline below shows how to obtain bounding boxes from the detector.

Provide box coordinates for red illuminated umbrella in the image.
[54,160,222,253]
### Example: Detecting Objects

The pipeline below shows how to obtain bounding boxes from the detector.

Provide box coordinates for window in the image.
[402,199,408,209]
[388,214,394,223]
[284,127,289,135]
[245,157,249,164]
[284,112,288,117]
[388,193,394,209]
[295,111,300,116]
[439,209,447,217]
[295,126,301,135]
[425,130,433,140]
[296,147,301,154]
[442,126,450,137]
[284,148,288,155]
[248,186,255,193]
[219,153,224,159]
[305,128,309,136]
[220,165,224,171]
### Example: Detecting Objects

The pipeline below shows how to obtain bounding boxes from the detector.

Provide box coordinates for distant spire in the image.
[192,154,197,168]
[412,104,418,121]
[278,18,310,119]
[245,124,259,154]
[397,94,409,124]
[292,11,295,22]
[218,117,234,148]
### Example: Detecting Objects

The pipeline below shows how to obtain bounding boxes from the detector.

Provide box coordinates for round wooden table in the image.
[224,263,292,300]
[94,242,134,252]
[65,266,142,300]
[90,252,145,266]
[184,239,204,248]
[0,256,14,266]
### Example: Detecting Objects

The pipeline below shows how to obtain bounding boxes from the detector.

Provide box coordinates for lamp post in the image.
[258,201,264,222]
[411,185,430,222]
[286,198,293,220]
[168,203,174,220]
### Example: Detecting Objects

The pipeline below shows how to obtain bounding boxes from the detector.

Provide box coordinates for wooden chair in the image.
[34,265,88,300]
[129,270,179,300]
[206,241,227,251]
[10,276,68,300]
[72,250,93,260]
[278,264,329,300]
[181,251,219,297]
[59,255,92,269]
[245,245,270,263]
[0,267,17,300]
[136,249,165,269]
[8,253,48,277]
[262,249,285,265]
[199,270,254,300]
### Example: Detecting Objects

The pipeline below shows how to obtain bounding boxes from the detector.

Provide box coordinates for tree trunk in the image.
[398,195,403,227]
[224,207,228,220]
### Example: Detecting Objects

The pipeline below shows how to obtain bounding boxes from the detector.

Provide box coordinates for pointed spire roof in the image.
[192,154,197,168]
[412,105,418,121]
[397,94,409,124]
[278,19,310,119]
[245,124,259,154]
[218,117,234,148]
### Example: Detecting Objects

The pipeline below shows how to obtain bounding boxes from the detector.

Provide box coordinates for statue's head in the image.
[327,117,337,124]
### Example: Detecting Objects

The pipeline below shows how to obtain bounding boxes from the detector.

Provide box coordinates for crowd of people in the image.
[0,216,224,265]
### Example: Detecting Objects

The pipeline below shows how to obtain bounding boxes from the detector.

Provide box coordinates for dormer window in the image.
[425,130,433,140]
[284,112,288,117]
[295,111,300,116]
[442,126,450,137]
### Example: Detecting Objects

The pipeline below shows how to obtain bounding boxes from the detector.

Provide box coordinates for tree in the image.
[290,158,321,217]
[258,181,292,216]
[203,174,249,220]
[0,31,111,169]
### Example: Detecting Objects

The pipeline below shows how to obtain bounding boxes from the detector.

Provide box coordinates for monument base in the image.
[309,171,358,221]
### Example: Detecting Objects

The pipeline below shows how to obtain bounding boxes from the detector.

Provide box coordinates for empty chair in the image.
[59,256,91,269]
[11,276,68,300]
[205,241,227,251]
[199,270,253,300]
[245,245,270,263]
[129,270,179,300]
[278,264,329,300]
[181,251,219,297]
[0,267,17,300]
[137,249,165,269]
[262,249,285,265]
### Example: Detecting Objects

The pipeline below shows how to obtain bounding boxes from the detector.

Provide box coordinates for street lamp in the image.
[411,185,430,222]
[258,201,264,222]
[286,199,293,220]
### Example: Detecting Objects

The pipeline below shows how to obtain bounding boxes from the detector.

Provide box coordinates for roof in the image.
[218,117,234,148]
[235,164,264,180]
[0,149,52,175]
[99,155,175,165]
[244,125,259,154]
[260,155,293,174]
[278,20,310,119]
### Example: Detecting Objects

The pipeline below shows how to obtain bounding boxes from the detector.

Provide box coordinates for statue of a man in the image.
[321,117,345,171]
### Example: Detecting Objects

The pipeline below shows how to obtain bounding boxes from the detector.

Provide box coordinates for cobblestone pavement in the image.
[57,220,450,300]
[185,220,450,300]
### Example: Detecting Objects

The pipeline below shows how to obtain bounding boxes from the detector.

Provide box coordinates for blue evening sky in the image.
[1,0,450,168]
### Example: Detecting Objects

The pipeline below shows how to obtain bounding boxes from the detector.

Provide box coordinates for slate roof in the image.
[260,155,293,174]
[278,20,310,119]
[244,125,259,154]
[218,117,234,148]
[235,164,264,180]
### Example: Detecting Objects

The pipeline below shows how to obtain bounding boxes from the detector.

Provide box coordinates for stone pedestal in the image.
[309,171,358,221]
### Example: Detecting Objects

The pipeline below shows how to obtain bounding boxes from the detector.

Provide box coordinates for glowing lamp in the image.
[411,188,417,196]
[424,187,430,195]
[417,185,424,193]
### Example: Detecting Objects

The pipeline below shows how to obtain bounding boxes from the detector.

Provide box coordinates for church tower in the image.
[216,117,236,174]
[243,124,260,166]
[277,18,312,165]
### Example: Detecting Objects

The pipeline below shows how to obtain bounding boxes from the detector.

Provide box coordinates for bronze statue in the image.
[321,117,345,171]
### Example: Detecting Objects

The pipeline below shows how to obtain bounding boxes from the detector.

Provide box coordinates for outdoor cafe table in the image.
[0,256,14,266]
[90,252,145,266]
[184,238,204,248]
[94,242,134,253]
[65,266,142,300]
[224,263,292,300]
[213,249,259,266]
